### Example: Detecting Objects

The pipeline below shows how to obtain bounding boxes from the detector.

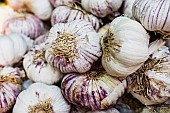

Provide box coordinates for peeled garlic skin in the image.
[0,67,22,112]
[81,0,123,17]
[61,71,126,110]
[13,83,71,113]
[51,6,100,31]
[132,0,170,33]
[50,0,79,7]
[45,20,102,73]
[101,17,149,78]
[0,33,34,66]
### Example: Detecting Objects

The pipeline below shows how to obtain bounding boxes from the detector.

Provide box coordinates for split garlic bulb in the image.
[128,43,170,105]
[122,0,136,18]
[101,16,150,78]
[49,0,79,7]
[0,33,34,66]
[81,0,124,17]
[35,32,49,45]
[45,20,102,73]
[2,13,44,39]
[13,82,71,113]
[51,5,100,31]
[61,71,126,110]
[0,67,23,112]
[24,0,53,20]
[23,45,62,85]
[132,0,170,38]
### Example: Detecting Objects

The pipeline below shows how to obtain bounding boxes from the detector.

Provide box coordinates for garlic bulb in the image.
[0,5,15,34]
[6,0,25,11]
[24,0,53,20]
[35,32,49,45]
[101,16,150,78]
[23,45,63,85]
[49,0,79,8]
[61,71,126,110]
[13,82,71,113]
[87,108,120,113]
[132,0,170,38]
[122,0,135,18]
[81,0,124,17]
[2,13,44,39]
[128,43,170,105]
[98,24,110,39]
[45,20,102,73]
[0,67,23,112]
[51,5,100,31]
[0,33,34,66]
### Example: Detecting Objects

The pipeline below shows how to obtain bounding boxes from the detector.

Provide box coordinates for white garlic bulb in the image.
[0,67,23,112]
[23,45,63,85]
[61,71,127,110]
[122,0,136,18]
[0,33,34,66]
[13,82,71,113]
[24,0,53,20]
[2,13,44,39]
[81,0,124,17]
[45,19,102,73]
[101,16,150,78]
[51,5,100,31]
[50,0,79,7]
[132,0,170,38]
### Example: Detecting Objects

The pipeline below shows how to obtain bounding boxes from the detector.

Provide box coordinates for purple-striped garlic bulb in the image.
[51,5,100,31]
[13,82,71,113]
[61,71,127,110]
[35,32,49,45]
[45,20,102,73]
[49,0,79,8]
[2,13,44,39]
[0,67,23,113]
[128,43,170,105]
[81,0,124,17]
[132,0,170,39]
[0,33,34,66]
[23,45,63,85]
[24,0,53,20]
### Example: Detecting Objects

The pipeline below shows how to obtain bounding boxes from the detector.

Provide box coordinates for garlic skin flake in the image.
[81,0,124,17]
[132,0,170,38]
[0,33,34,66]
[45,20,102,73]
[0,67,22,113]
[101,16,150,78]
[24,0,53,20]
[51,5,100,31]
[2,13,44,39]
[13,82,71,113]
[50,0,79,8]
[61,71,126,110]
[23,45,63,85]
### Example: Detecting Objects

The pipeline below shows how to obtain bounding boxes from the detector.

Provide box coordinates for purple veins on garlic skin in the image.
[49,0,80,8]
[45,19,102,73]
[23,45,63,85]
[51,5,100,31]
[61,70,127,110]
[128,43,170,105]
[34,32,49,45]
[13,82,71,113]
[0,67,23,113]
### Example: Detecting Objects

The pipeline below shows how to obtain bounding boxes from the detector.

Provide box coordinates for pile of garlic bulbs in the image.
[1,0,170,112]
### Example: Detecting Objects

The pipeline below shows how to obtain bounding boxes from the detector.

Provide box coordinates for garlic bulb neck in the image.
[28,98,53,113]
[50,32,77,63]
[85,71,99,79]
[0,74,21,85]
[157,31,170,39]
[33,49,46,64]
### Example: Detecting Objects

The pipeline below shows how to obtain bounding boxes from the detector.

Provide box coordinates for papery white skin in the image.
[49,0,79,7]
[23,45,63,85]
[45,20,102,73]
[101,16,150,78]
[35,32,49,45]
[2,13,44,39]
[132,0,170,34]
[81,0,124,17]
[0,6,15,34]
[13,82,71,113]
[24,0,53,20]
[0,33,34,66]
[122,0,135,18]
[51,5,100,31]
[0,67,22,112]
